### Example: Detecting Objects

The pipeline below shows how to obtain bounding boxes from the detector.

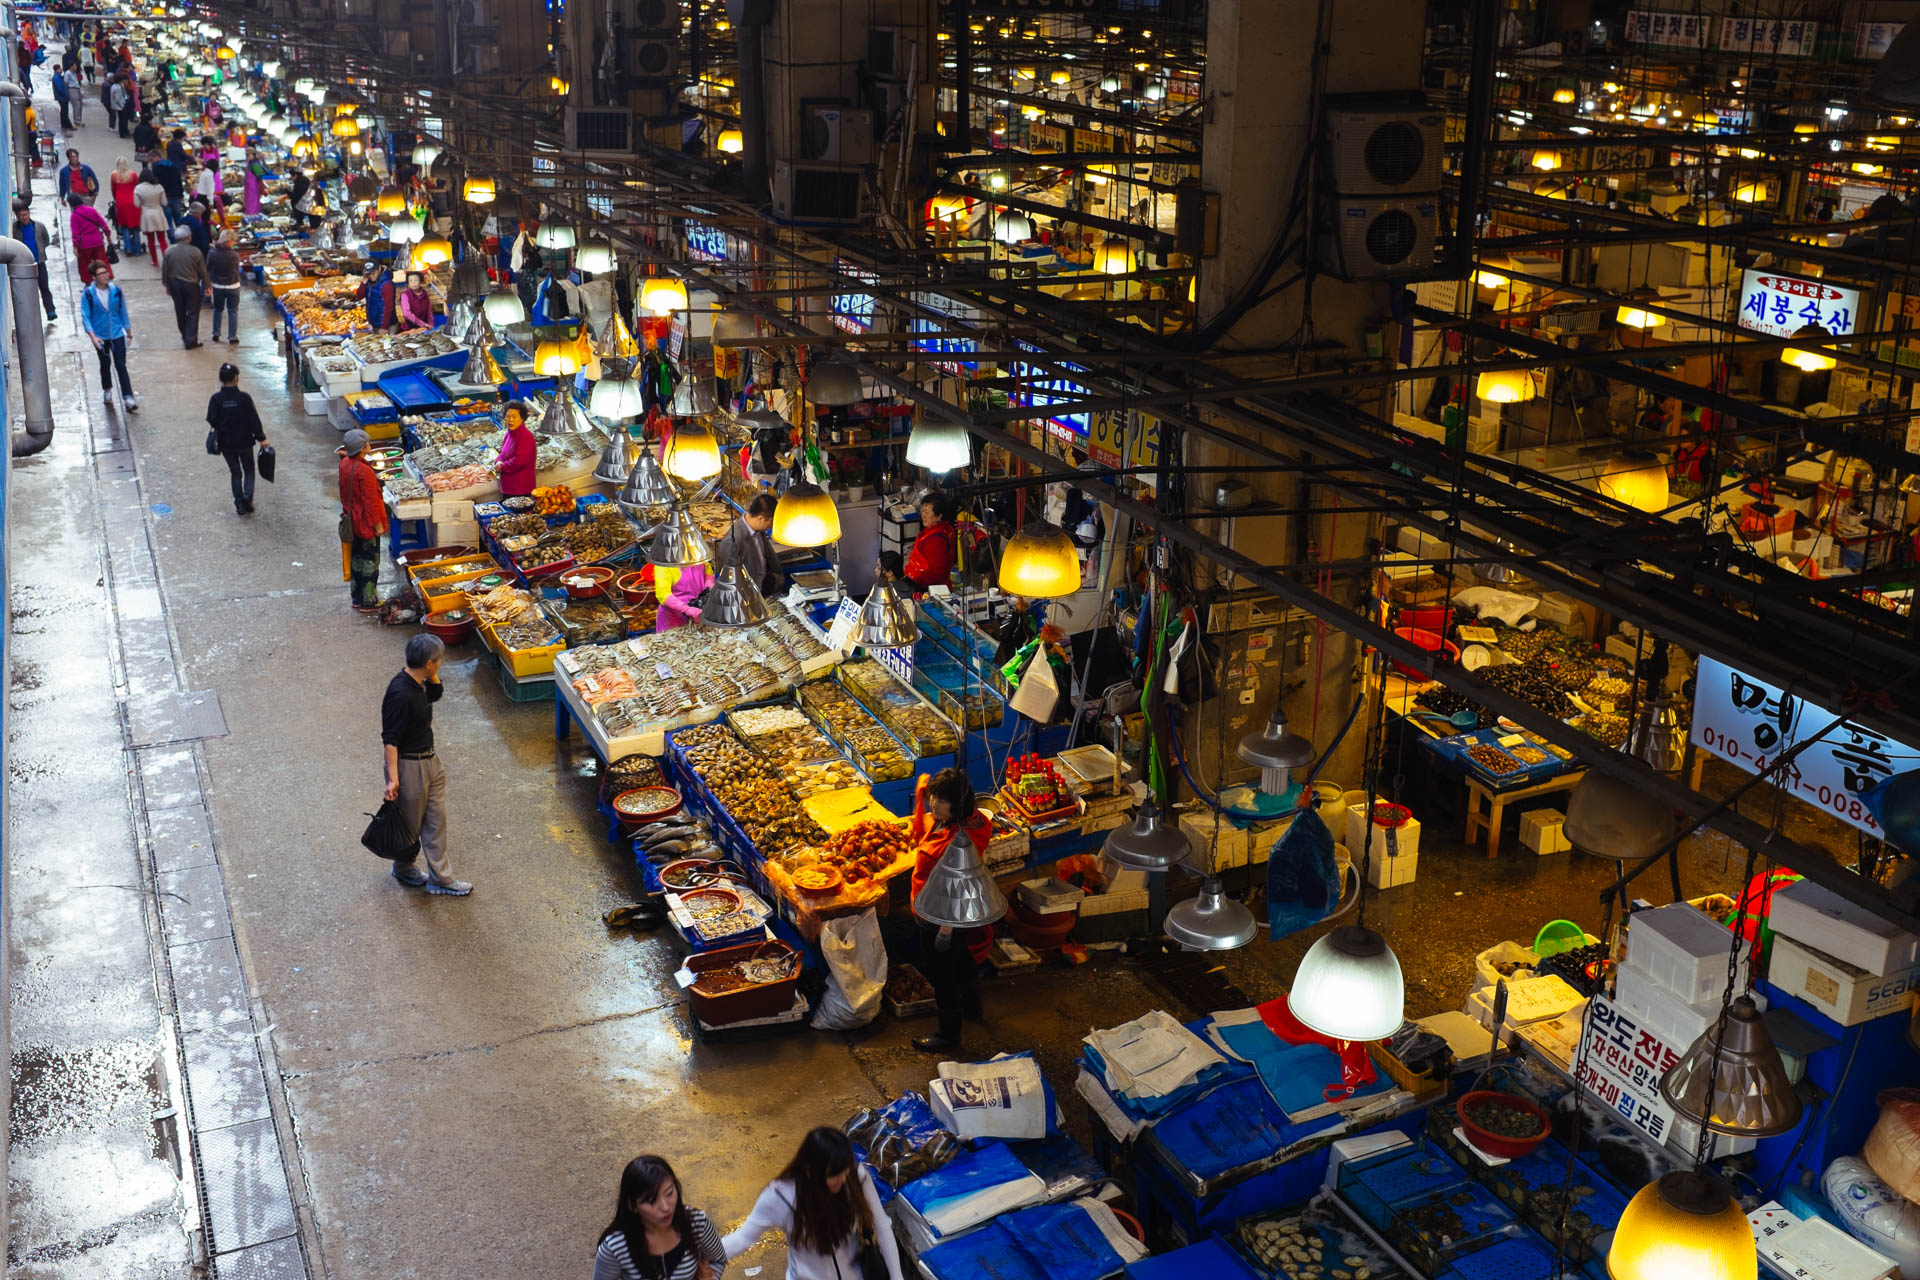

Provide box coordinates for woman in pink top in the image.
[495,400,537,498]
[67,194,113,280]
[655,562,710,631]
[396,272,434,331]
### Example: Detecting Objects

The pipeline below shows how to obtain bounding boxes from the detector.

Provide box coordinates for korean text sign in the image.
[1575,997,1681,1146]
[1692,657,1920,835]
[1737,270,1859,341]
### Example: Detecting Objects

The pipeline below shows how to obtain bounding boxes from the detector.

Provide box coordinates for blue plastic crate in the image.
[1339,1145,1469,1234]
[1390,1183,1517,1275]
[1441,1234,1559,1280]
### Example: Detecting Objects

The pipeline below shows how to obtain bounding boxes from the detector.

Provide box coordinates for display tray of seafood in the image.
[554,604,828,749]
[795,679,913,780]
[838,659,961,757]
[1229,1203,1405,1280]
[347,329,461,364]
[726,702,868,796]
[670,723,830,855]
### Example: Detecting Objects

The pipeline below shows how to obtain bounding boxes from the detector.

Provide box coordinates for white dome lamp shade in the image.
[589,375,646,421]
[1102,803,1190,871]
[483,283,527,326]
[1165,877,1258,950]
[992,209,1034,243]
[808,359,865,406]
[1289,925,1405,1042]
[533,222,577,251]
[574,236,616,274]
[906,416,973,472]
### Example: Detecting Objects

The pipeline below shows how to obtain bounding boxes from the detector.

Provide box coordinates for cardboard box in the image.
[1625,902,1751,1009]
[1520,808,1570,855]
[1769,879,1920,977]
[1768,933,1920,1027]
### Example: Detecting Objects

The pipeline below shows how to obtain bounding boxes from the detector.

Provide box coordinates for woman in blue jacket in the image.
[80,259,137,411]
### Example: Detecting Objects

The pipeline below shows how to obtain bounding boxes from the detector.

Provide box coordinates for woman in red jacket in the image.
[903,490,958,592]
[67,193,112,279]
[338,429,390,613]
[909,768,995,1053]
[495,400,536,499]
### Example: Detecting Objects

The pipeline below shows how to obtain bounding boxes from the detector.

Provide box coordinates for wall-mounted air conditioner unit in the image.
[803,105,874,165]
[1321,195,1439,280]
[773,162,864,223]
[1323,107,1444,196]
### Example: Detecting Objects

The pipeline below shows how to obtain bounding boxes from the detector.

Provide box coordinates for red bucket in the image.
[1389,627,1459,678]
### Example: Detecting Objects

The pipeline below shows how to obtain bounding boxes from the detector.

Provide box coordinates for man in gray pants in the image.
[380,634,473,895]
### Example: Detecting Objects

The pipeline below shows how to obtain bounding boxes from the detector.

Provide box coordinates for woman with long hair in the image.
[133,165,168,266]
[721,1128,903,1280]
[594,1155,725,1280]
[109,155,140,256]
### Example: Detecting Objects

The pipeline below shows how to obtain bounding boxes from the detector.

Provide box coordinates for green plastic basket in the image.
[1533,919,1589,958]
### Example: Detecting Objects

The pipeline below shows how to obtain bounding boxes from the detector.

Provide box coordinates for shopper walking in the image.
[80,260,135,411]
[713,493,782,598]
[57,149,98,204]
[380,633,472,896]
[108,76,129,137]
[594,1156,726,1280]
[109,156,139,256]
[134,165,167,263]
[495,399,536,500]
[242,145,264,216]
[180,199,209,255]
[10,201,55,322]
[68,193,112,280]
[207,231,240,342]
[338,429,388,612]
[905,768,993,1053]
[206,363,266,515]
[159,225,208,348]
[721,1127,904,1280]
[151,150,185,223]
[64,68,84,127]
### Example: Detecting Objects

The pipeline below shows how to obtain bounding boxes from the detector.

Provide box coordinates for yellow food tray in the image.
[407,554,493,588]
[420,566,497,612]
[482,621,566,677]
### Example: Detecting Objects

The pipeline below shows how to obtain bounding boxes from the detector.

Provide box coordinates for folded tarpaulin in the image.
[1202,1010,1387,1120]
[1083,1010,1225,1102]
[1123,1236,1261,1280]
[1143,1074,1298,1181]
[1078,1046,1247,1120]
[899,1138,1048,1238]
[921,1197,1148,1280]
[1007,1132,1106,1202]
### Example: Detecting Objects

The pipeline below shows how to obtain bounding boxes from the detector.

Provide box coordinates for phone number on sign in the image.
[1693,728,1879,830]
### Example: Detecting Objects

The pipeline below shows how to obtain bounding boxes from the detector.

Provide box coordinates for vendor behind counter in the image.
[714,492,782,597]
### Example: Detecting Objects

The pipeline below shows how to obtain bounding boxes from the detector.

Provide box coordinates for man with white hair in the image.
[380,633,471,896]
[158,223,209,348]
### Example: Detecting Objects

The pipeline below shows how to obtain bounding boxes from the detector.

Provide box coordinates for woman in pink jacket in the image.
[67,193,113,280]
[495,400,536,499]
[396,271,434,331]
[655,562,710,631]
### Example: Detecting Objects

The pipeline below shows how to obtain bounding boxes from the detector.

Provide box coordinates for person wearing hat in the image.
[207,364,267,515]
[338,429,389,613]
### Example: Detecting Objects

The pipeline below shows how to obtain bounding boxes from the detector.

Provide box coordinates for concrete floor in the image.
[5,70,1854,1280]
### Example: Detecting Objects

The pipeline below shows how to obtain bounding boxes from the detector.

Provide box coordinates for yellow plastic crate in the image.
[407,554,492,589]
[483,621,566,677]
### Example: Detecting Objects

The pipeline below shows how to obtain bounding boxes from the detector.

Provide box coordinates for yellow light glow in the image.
[927,193,969,226]
[1599,453,1669,511]
[291,135,317,159]
[1603,81,1622,92]
[1476,368,1535,404]
[999,523,1081,598]
[463,175,496,203]
[1738,148,1761,159]
[1853,162,1884,175]
[1020,105,1044,120]
[1553,88,1575,104]
[534,340,580,376]
[716,127,743,154]
[376,185,406,216]
[771,484,841,547]
[1616,302,1660,329]
[1733,182,1764,203]
[1783,345,1836,372]
[641,277,690,316]
[1095,237,1132,274]
[551,74,571,95]
[663,423,722,481]
[1051,68,1071,85]
[1606,1175,1754,1280]
[1794,122,1818,134]
[331,116,359,139]
[1531,150,1560,171]
[415,235,453,266]
[1474,266,1510,288]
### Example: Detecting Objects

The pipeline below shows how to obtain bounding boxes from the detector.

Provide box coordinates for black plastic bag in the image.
[360,798,419,861]
[257,445,275,483]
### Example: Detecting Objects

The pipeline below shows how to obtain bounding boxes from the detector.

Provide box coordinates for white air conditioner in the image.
[1321,195,1439,280]
[772,161,864,224]
[565,107,635,157]
[1324,108,1444,196]
[630,0,678,31]
[804,106,875,165]
[625,36,680,81]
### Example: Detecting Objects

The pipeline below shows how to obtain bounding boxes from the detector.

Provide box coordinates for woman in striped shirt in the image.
[594,1156,727,1280]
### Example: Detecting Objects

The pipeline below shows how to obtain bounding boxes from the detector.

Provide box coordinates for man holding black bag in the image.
[379,634,472,896]
[205,363,269,514]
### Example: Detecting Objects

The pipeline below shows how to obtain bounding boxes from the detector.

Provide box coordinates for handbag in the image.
[257,444,275,483]
[854,1227,888,1280]
[359,798,419,861]
[205,429,218,455]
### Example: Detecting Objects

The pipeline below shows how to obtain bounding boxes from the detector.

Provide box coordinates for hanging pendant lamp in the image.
[483,284,527,326]
[700,564,771,628]
[533,222,576,251]
[1659,995,1803,1137]
[668,374,719,418]
[595,312,640,361]
[854,580,917,648]
[594,429,642,486]
[773,481,841,547]
[1781,322,1837,372]
[999,521,1081,598]
[463,175,496,204]
[537,391,592,437]
[1564,759,1677,859]
[662,422,723,481]
[1165,876,1259,950]
[386,214,423,245]
[1237,711,1316,771]
[1102,803,1190,871]
[808,359,865,405]
[992,209,1034,243]
[1290,926,1406,1041]
[1476,368,1535,404]
[618,446,677,521]
[912,829,1009,929]
[1616,286,1663,329]
[575,236,616,274]
[411,139,442,166]
[375,184,406,216]
[712,308,757,344]
[589,375,646,421]
[645,506,713,567]
[641,276,690,316]
[1599,451,1670,511]
[906,416,972,472]
[1606,1169,1754,1280]
[533,339,581,377]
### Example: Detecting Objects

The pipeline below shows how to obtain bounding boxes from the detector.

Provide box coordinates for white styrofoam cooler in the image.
[1625,903,1750,1009]
[1346,803,1421,863]
[1768,933,1920,1027]
[1768,879,1920,977]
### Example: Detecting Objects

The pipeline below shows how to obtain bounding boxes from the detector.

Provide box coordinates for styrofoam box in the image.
[1369,848,1417,890]
[1669,1110,1757,1160]
[1346,803,1421,864]
[1769,878,1920,977]
[1178,810,1245,871]
[1078,886,1150,918]
[1520,808,1570,855]
[302,390,329,417]
[1768,933,1920,1027]
[1612,960,1769,1053]
[1625,903,1750,1009]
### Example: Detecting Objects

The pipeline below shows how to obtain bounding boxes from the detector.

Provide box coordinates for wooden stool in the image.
[1464,770,1586,858]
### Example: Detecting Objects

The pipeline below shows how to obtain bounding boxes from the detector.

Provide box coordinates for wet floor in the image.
[3,55,1862,1280]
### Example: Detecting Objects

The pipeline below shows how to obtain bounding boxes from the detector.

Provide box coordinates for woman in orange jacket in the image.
[909,768,995,1053]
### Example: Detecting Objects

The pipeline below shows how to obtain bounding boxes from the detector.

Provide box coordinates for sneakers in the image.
[423,880,472,897]
[227,335,239,344]
[391,864,429,887]
[101,387,113,401]
[123,396,138,411]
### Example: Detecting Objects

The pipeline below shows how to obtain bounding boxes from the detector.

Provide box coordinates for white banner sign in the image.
[1625,10,1709,45]
[1574,997,1683,1146]
[1857,21,1905,58]
[1737,269,1860,340]
[1692,657,1920,836]
[1721,16,1820,54]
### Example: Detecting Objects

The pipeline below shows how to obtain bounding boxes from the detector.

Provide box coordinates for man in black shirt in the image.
[380,634,471,895]
[207,363,267,514]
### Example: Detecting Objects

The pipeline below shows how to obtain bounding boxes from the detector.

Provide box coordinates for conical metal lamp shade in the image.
[1102,803,1191,871]
[645,507,713,567]
[595,431,641,486]
[855,581,917,648]
[1165,876,1257,950]
[618,447,677,522]
[668,375,718,417]
[595,312,639,361]
[1873,21,1920,107]
[459,307,496,348]
[1290,925,1405,1041]
[460,339,494,386]
[536,391,592,437]
[1238,712,1316,771]
[700,564,771,628]
[1658,995,1802,1137]
[808,360,864,405]
[1565,764,1677,859]
[912,830,1008,928]
[739,408,787,434]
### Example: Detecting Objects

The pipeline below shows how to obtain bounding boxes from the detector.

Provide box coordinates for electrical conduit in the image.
[0,81,52,457]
